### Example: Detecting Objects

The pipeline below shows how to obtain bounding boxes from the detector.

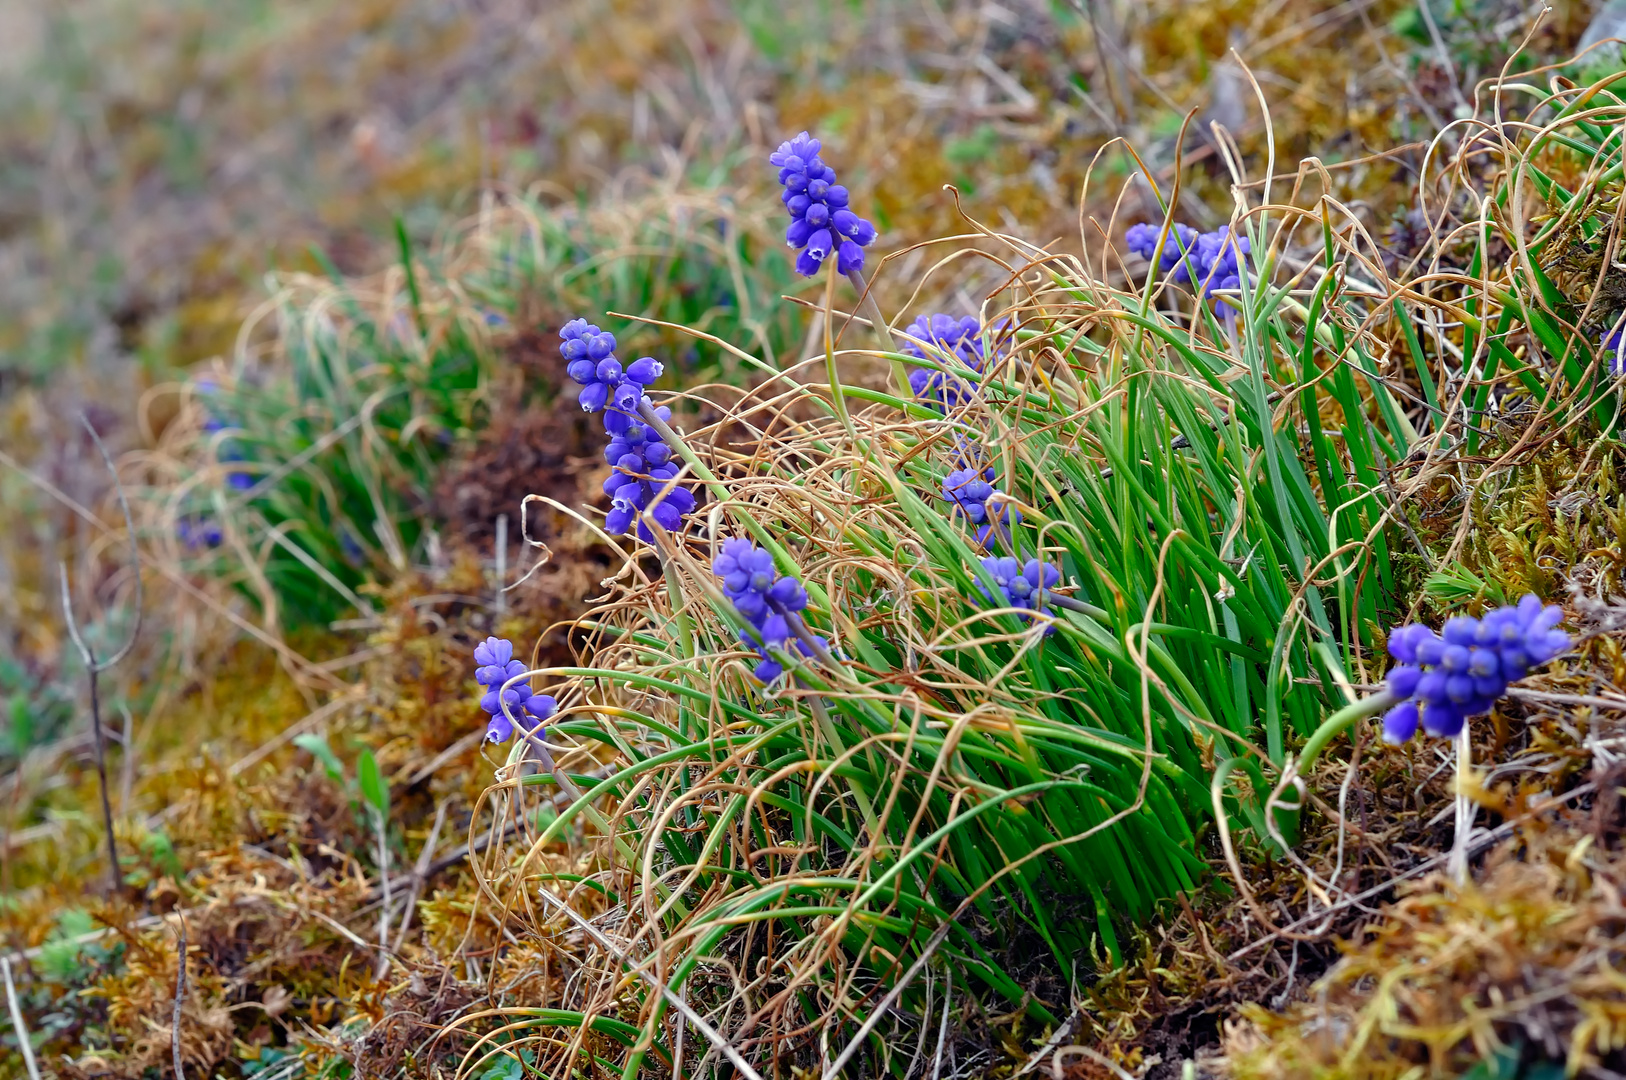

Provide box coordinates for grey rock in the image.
[1580,0,1626,54]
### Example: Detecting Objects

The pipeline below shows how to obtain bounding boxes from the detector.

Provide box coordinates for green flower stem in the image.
[846,267,907,392]
[635,398,818,596]
[1294,688,1398,778]
[652,541,695,661]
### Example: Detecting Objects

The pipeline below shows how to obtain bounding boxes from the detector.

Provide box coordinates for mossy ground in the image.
[3,1,1626,1078]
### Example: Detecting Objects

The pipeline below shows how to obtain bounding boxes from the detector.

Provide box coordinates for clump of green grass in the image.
[150,184,801,626]
[460,136,1449,1075]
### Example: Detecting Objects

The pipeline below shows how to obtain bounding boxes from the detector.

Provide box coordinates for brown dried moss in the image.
[1219,804,1626,1079]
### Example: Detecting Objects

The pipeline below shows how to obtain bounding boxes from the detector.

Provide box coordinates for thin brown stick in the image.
[58,415,145,895]
[391,800,450,952]
[171,918,188,1080]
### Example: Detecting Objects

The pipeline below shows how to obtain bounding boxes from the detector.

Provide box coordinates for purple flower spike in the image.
[596,394,693,542]
[561,319,665,426]
[1126,221,1253,315]
[474,637,514,668]
[714,539,819,682]
[1602,326,1626,377]
[771,132,877,277]
[975,556,1064,631]
[485,710,515,744]
[902,314,998,413]
[942,467,1019,547]
[1125,222,1200,280]
[1382,701,1420,745]
[177,518,223,549]
[1378,596,1570,744]
[473,637,559,744]
[1386,664,1422,699]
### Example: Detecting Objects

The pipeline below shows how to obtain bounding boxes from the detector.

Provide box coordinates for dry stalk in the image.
[59,414,144,895]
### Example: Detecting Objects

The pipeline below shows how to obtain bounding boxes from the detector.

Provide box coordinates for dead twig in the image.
[2,956,42,1080]
[172,918,188,1080]
[59,415,144,894]
[392,800,450,952]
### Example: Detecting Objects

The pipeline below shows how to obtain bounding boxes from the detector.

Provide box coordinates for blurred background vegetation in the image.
[2,0,1594,667]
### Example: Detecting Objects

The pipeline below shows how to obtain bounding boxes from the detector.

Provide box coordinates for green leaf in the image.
[140,829,185,880]
[357,748,389,820]
[292,733,345,784]
[477,1055,522,1080]
[1424,561,1507,609]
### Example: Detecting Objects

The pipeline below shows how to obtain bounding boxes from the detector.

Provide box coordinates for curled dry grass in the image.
[455,142,1436,1074]
[445,56,1626,1077]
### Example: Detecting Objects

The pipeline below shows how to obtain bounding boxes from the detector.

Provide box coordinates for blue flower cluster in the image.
[602,405,697,540]
[560,319,694,541]
[1125,222,1252,316]
[1600,326,1626,377]
[177,519,222,549]
[902,314,986,411]
[474,636,557,744]
[1125,223,1199,277]
[561,318,664,429]
[196,380,255,491]
[770,132,877,277]
[713,538,825,682]
[943,467,1018,547]
[975,556,1062,629]
[1381,596,1570,743]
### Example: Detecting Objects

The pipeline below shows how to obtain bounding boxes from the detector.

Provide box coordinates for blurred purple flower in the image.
[902,314,989,411]
[1126,221,1252,316]
[1601,326,1626,376]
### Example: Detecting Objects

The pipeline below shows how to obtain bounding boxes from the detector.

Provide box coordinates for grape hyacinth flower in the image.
[195,380,256,490]
[1380,596,1570,744]
[1601,326,1626,377]
[902,314,987,411]
[1193,227,1250,317]
[1125,222,1200,280]
[560,319,664,432]
[176,518,223,549]
[975,556,1062,630]
[473,636,557,744]
[601,403,695,541]
[220,444,255,491]
[942,467,1018,547]
[1126,221,1252,316]
[770,132,877,277]
[713,538,825,682]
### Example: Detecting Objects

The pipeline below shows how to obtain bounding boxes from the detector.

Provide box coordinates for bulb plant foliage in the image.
[158,187,802,625]
[461,121,1590,1078]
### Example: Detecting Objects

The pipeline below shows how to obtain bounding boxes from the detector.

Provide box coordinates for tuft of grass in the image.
[150,184,802,625]
[463,137,1452,1075]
